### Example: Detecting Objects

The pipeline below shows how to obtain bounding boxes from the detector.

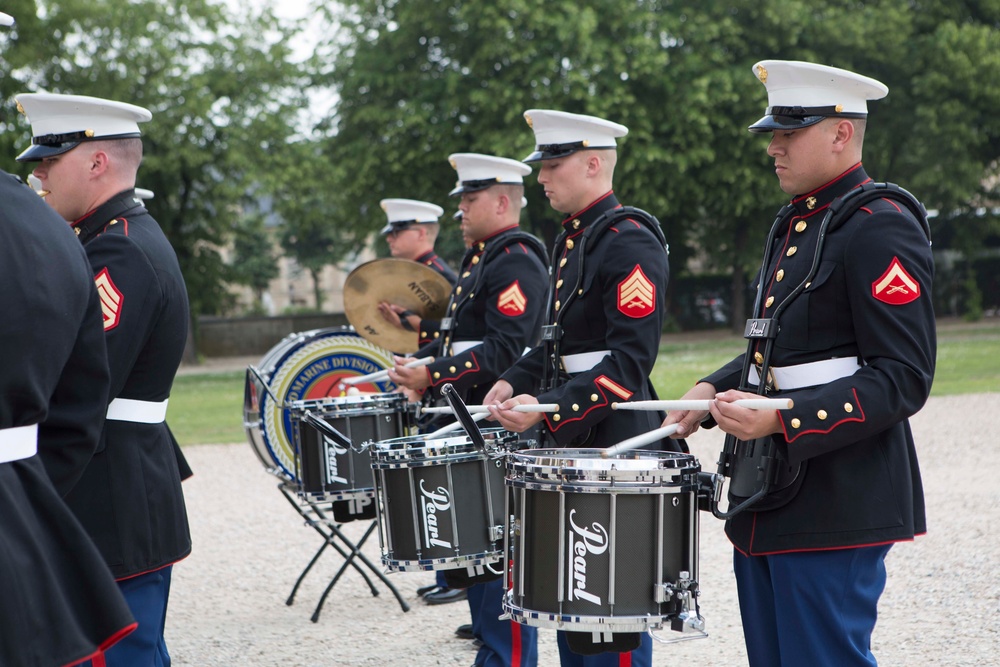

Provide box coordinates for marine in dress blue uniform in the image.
[390,153,548,667]
[663,61,934,667]
[377,198,458,347]
[0,22,137,658]
[487,110,677,667]
[17,92,193,667]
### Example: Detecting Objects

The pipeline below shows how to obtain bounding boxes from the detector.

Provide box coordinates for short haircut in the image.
[92,137,144,172]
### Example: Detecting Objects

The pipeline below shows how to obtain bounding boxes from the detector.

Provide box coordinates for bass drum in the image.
[243,326,398,481]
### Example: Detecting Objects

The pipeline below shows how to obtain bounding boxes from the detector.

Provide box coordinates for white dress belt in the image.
[748,357,861,391]
[562,350,611,374]
[450,340,483,355]
[106,398,169,424]
[0,423,39,463]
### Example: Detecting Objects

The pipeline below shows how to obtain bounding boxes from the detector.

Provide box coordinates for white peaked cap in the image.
[447,153,531,196]
[134,188,155,200]
[748,60,888,133]
[521,109,628,162]
[15,92,152,161]
[379,198,443,235]
[0,12,14,26]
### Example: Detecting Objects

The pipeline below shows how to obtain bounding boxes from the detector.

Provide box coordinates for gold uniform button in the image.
[754,352,764,364]
[566,239,575,250]
[472,256,480,265]
[451,303,457,311]
[456,286,462,295]
[578,289,583,295]
[591,394,599,402]
[795,221,807,233]
[817,410,828,420]
[433,372,441,380]
[554,300,561,311]
[421,331,427,338]
[434,332,440,338]
[776,269,785,282]
[572,403,579,411]
[787,246,798,257]
[765,296,774,308]
[559,257,567,268]
[465,361,473,368]
[449,366,456,373]
[552,414,561,422]
[556,279,563,288]
[463,271,471,278]
[791,418,801,429]
[844,403,854,413]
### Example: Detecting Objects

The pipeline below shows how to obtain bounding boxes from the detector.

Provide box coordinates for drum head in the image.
[244,327,398,479]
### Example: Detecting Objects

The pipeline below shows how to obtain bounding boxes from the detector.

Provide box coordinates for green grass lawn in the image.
[170,320,1000,446]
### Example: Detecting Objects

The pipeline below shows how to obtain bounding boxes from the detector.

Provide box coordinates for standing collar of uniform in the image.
[71,188,146,239]
[561,191,620,233]
[468,223,521,251]
[415,249,439,265]
[789,163,871,218]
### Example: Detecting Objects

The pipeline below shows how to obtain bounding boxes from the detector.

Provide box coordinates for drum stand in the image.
[278,483,410,621]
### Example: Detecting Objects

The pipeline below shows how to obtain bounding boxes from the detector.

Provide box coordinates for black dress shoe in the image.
[416,584,442,598]
[423,587,467,605]
[455,623,475,640]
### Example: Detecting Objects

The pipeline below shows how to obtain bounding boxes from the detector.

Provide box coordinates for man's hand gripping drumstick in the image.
[483,380,547,433]
[661,382,787,441]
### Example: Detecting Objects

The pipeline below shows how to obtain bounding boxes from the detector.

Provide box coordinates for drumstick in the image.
[611,398,793,411]
[426,412,490,438]
[421,403,560,415]
[600,424,681,458]
[342,357,434,386]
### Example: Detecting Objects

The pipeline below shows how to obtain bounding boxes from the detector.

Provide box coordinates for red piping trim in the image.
[780,388,866,443]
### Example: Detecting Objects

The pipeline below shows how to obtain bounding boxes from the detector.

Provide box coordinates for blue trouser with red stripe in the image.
[556,631,652,667]
[733,544,892,667]
[473,578,538,667]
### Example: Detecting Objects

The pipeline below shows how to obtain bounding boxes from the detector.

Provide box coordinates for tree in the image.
[229,212,279,314]
[0,0,311,318]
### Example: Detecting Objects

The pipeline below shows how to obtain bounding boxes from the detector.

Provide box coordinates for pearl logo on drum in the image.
[323,436,349,485]
[419,479,453,549]
[567,509,609,605]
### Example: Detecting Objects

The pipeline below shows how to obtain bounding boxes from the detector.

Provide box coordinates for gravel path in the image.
[166,394,999,666]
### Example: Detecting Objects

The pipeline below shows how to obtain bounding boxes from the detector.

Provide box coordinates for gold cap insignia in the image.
[15,100,24,115]
[524,112,533,128]
[582,139,590,147]
[449,158,456,169]
[757,65,768,83]
[835,104,844,113]
[85,129,95,138]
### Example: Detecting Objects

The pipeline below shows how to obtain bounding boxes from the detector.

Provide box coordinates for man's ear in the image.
[89,149,111,176]
[831,119,855,153]
[495,193,510,215]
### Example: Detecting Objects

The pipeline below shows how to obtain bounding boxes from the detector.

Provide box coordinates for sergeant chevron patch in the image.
[618,265,655,317]
[497,281,527,316]
[95,267,123,331]
[872,257,920,305]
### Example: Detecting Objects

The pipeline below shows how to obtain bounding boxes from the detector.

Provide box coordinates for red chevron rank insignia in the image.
[872,257,920,305]
[497,281,527,316]
[618,265,655,318]
[95,268,123,331]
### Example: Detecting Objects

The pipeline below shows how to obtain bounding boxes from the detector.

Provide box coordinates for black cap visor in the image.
[448,178,501,197]
[16,140,80,162]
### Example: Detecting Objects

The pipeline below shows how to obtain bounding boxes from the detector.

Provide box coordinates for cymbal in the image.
[343,258,452,353]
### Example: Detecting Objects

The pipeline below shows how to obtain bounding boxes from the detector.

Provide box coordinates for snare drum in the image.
[371,429,517,573]
[504,449,702,634]
[290,393,413,500]
[242,327,399,481]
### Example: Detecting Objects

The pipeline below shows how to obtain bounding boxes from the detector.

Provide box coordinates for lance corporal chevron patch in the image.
[95,267,123,331]
[618,264,655,318]
[872,256,920,305]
